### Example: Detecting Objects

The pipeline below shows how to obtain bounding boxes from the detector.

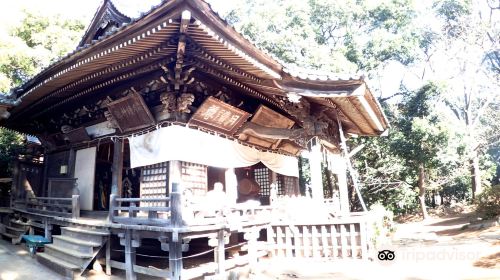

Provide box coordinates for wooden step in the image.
[52,236,99,255]
[10,219,29,227]
[61,227,108,244]
[1,232,18,239]
[5,225,26,232]
[44,244,92,268]
[62,227,109,236]
[37,252,80,278]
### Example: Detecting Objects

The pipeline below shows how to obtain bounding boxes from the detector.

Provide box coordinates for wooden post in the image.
[337,167,349,215]
[169,232,183,280]
[170,183,182,227]
[106,235,111,275]
[225,168,238,205]
[360,221,368,260]
[111,139,124,197]
[340,224,347,258]
[72,195,80,219]
[124,229,136,280]
[244,227,258,272]
[309,137,324,201]
[169,182,183,280]
[11,161,19,208]
[329,154,349,215]
[168,160,182,194]
[109,194,117,223]
[216,229,226,277]
[42,154,49,197]
[44,219,51,241]
[330,225,338,259]
[349,223,356,258]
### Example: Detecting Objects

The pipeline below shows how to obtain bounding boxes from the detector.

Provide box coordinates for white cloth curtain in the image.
[128,125,299,177]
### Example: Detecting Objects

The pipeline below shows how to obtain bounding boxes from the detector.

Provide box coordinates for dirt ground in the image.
[0,213,499,280]
[247,212,500,280]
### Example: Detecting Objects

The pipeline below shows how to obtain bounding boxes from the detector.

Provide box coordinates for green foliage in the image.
[223,0,424,73]
[475,185,500,219]
[0,9,84,192]
[0,10,84,90]
[369,203,396,247]
[0,128,23,178]
[391,83,450,169]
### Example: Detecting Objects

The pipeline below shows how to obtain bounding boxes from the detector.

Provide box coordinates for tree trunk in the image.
[418,164,429,220]
[470,152,482,201]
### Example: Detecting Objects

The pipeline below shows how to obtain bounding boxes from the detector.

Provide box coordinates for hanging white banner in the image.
[128,125,299,177]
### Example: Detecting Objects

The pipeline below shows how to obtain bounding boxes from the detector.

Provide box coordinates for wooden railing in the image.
[110,184,273,227]
[23,195,80,219]
[267,215,370,259]
[110,195,171,226]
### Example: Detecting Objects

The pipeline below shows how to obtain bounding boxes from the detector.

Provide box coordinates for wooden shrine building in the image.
[0,0,388,279]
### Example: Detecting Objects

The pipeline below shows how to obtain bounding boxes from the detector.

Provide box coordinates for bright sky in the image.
[0,0,230,26]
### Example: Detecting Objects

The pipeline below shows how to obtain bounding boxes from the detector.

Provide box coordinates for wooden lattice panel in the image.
[254,167,270,197]
[181,161,208,197]
[140,162,168,207]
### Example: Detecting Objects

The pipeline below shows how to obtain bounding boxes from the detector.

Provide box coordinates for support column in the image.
[168,160,182,194]
[169,232,183,280]
[111,139,124,197]
[244,227,258,273]
[330,154,349,215]
[216,229,226,277]
[124,229,136,280]
[106,235,111,275]
[169,180,184,280]
[225,168,238,205]
[309,137,324,201]
[43,219,51,241]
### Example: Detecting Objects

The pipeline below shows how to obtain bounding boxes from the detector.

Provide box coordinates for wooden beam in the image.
[111,139,124,196]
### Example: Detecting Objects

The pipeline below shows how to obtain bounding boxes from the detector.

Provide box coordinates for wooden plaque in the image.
[245,105,295,148]
[65,127,91,143]
[188,96,251,135]
[106,92,156,133]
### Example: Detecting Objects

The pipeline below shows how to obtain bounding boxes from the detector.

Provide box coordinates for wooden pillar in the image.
[216,229,226,277]
[168,160,182,194]
[244,227,258,273]
[124,229,136,280]
[72,195,80,219]
[111,139,124,197]
[106,235,111,275]
[269,171,278,205]
[43,219,51,241]
[169,232,183,280]
[329,154,349,215]
[169,181,183,280]
[225,168,238,205]
[309,137,324,201]
[10,161,19,207]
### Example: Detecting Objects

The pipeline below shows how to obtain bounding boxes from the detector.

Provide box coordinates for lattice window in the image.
[254,168,270,197]
[283,176,298,196]
[181,161,208,197]
[276,174,285,196]
[140,162,168,207]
